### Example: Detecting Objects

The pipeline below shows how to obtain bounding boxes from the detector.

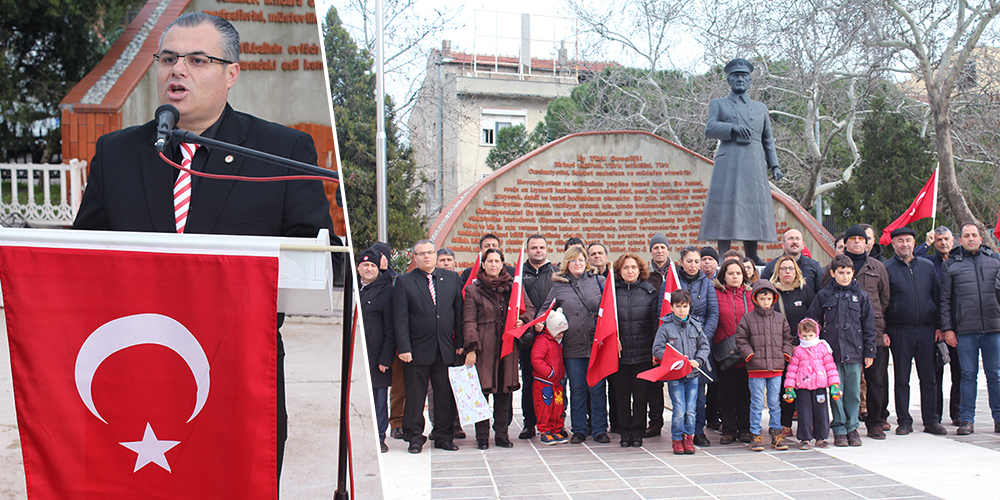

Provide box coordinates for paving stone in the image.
[785,489,863,500]
[699,480,781,496]
[803,465,877,478]
[745,468,817,481]
[568,489,643,500]
[491,472,553,486]
[614,466,680,478]
[678,471,754,484]
[560,478,631,492]
[487,465,544,477]
[779,477,854,493]
[430,476,494,488]
[633,485,711,499]
[429,485,497,499]
[850,484,941,499]
[495,481,570,497]
[431,467,489,478]
[548,469,619,482]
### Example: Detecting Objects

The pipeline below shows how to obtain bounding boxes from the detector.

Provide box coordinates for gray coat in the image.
[538,272,604,358]
[699,92,779,242]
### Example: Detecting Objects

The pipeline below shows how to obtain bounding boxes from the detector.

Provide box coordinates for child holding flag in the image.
[652,289,710,455]
[532,308,570,445]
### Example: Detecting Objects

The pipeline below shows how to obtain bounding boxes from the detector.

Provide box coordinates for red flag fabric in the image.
[0,246,278,499]
[994,206,1000,243]
[462,253,480,299]
[587,267,619,387]
[880,168,938,245]
[503,249,526,338]
[638,344,693,382]
[501,298,555,359]
[658,261,682,327]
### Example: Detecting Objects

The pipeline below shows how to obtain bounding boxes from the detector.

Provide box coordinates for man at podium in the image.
[72,12,335,482]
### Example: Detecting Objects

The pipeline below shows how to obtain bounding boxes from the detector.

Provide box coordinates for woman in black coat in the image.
[358,249,396,453]
[611,253,661,447]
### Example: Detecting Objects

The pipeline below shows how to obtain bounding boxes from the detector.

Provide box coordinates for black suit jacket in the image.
[393,267,463,365]
[73,104,333,240]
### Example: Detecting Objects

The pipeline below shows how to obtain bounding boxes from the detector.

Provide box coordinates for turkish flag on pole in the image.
[587,267,619,387]
[462,253,480,299]
[658,261,682,327]
[501,299,554,359]
[879,167,938,245]
[638,343,694,382]
[0,245,278,499]
[994,206,1000,243]
[500,249,526,359]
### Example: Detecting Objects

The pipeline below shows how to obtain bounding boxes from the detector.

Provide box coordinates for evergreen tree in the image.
[484,123,548,171]
[830,96,937,243]
[324,7,427,257]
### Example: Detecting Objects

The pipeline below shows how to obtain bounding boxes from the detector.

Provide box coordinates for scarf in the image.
[845,250,867,274]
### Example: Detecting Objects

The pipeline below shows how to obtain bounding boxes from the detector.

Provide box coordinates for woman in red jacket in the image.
[714,259,753,444]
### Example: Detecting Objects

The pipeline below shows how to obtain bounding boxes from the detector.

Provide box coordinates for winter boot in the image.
[750,433,765,452]
[672,439,685,455]
[770,428,788,450]
[682,434,696,454]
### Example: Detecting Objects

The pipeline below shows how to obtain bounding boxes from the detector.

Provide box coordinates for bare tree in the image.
[860,0,1000,228]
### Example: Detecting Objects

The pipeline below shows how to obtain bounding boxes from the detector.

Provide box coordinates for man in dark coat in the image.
[518,234,558,439]
[883,228,947,436]
[358,248,396,452]
[761,229,824,294]
[393,239,464,453]
[940,223,1000,435]
[699,58,783,265]
[71,12,335,480]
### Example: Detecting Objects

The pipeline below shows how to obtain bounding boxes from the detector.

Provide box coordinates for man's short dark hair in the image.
[160,12,241,62]
[671,289,692,306]
[859,223,875,235]
[830,254,853,271]
[564,237,585,250]
[526,234,546,246]
[834,232,845,245]
[480,233,500,248]
[961,222,982,236]
[436,248,455,258]
[413,239,434,250]
[934,226,952,236]
[587,242,608,253]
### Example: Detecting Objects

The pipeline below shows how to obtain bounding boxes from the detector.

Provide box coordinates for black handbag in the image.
[713,335,742,371]
[934,340,951,368]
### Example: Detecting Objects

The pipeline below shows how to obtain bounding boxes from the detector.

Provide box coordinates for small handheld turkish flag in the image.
[0,245,279,499]
[638,343,693,382]
[587,266,619,387]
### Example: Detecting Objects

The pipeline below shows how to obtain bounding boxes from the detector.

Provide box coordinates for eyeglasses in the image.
[779,266,796,272]
[413,251,436,257]
[154,52,233,68]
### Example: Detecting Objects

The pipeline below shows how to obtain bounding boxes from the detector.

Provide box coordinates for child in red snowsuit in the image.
[532,307,569,445]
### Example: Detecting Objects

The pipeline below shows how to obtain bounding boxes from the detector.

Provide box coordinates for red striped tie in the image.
[427,273,436,305]
[174,143,199,233]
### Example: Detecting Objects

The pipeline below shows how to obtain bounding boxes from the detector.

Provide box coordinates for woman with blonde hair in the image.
[535,246,608,444]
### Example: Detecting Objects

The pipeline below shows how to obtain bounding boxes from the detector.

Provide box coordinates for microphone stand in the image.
[170,129,339,181]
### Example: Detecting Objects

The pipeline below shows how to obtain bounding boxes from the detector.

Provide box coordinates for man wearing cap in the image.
[761,229,824,293]
[644,233,672,436]
[884,227,947,436]
[700,247,720,281]
[358,248,397,452]
[700,58,782,266]
[823,224,891,439]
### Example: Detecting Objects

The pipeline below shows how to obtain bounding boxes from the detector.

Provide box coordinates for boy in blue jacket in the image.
[806,254,876,447]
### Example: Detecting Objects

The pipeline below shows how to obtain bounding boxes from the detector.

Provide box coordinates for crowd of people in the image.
[357,222,1000,456]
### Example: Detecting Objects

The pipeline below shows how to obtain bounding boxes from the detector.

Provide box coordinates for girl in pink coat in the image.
[783,318,841,449]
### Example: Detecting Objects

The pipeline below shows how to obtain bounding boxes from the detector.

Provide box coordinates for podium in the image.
[0,227,340,316]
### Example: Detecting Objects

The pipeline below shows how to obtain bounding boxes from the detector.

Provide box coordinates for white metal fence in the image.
[0,159,86,227]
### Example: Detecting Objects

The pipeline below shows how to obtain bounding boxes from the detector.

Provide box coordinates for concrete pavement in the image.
[0,295,384,499]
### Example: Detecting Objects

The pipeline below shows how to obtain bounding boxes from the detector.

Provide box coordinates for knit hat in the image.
[358,248,381,267]
[844,225,868,241]
[546,307,569,335]
[700,246,720,262]
[649,233,671,251]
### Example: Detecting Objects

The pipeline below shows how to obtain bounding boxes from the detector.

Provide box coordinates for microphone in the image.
[154,104,179,153]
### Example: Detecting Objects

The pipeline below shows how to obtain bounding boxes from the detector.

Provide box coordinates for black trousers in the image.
[889,326,940,426]
[864,345,891,428]
[718,366,750,436]
[795,388,830,441]
[611,362,653,442]
[476,390,513,440]
[403,351,455,446]
[780,361,795,428]
[935,343,962,424]
[705,380,720,427]
[647,381,665,429]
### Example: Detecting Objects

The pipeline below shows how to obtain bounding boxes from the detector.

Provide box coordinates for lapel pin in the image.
[225,155,234,163]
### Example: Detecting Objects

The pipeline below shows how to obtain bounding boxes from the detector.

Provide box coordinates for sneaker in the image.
[770,429,788,450]
[518,426,535,439]
[924,422,947,435]
[833,434,848,447]
[799,440,810,450]
[896,422,913,435]
[750,433,765,452]
[540,432,558,445]
[570,432,587,444]
[815,439,828,448]
[957,422,975,435]
[682,434,696,454]
[693,433,711,447]
[866,425,886,440]
[847,429,863,446]
[554,431,570,444]
[672,439,685,455]
[719,434,736,445]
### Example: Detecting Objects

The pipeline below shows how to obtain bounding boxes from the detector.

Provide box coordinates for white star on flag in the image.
[120,422,180,473]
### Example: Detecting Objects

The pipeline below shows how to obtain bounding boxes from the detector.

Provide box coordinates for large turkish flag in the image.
[0,246,278,499]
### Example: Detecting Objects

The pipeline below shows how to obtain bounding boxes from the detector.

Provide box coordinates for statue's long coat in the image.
[698,91,779,243]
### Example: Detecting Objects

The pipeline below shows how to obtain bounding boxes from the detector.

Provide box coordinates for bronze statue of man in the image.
[698,58,782,265]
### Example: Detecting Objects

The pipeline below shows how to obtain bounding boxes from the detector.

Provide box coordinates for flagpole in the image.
[931,166,939,231]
